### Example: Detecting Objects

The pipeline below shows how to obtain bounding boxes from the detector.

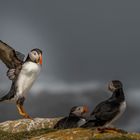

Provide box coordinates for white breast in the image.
[15,62,41,98]
[77,119,86,127]
[105,101,126,127]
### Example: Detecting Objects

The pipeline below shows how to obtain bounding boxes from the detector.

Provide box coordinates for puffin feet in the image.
[16,103,33,120]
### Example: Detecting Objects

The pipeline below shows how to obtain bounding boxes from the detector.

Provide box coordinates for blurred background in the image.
[0,0,140,132]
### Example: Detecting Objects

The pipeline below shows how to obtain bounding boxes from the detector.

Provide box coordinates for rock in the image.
[0,118,140,140]
[0,118,60,133]
[30,128,140,140]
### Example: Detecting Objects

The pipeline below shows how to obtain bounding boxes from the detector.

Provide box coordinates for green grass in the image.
[0,128,55,140]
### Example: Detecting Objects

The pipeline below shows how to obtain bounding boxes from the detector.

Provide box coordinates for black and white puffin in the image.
[81,80,126,128]
[0,40,42,119]
[54,105,88,129]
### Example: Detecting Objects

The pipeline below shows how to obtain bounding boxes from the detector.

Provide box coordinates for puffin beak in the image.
[83,105,88,113]
[39,54,42,65]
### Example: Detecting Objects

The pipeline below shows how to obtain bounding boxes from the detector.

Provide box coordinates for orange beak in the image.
[39,55,42,65]
[83,105,89,113]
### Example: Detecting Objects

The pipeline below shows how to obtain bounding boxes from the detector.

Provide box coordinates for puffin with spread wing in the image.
[0,40,42,119]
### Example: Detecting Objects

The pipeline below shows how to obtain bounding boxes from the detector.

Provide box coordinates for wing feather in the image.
[91,101,119,121]
[0,40,23,69]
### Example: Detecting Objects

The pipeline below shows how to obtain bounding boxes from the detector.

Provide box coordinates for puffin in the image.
[54,105,89,129]
[0,40,42,119]
[81,80,126,128]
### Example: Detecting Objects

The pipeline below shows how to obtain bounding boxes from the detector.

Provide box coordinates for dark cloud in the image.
[0,0,140,82]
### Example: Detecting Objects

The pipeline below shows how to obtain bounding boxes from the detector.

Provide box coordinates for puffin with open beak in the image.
[81,80,126,129]
[0,40,42,119]
[54,105,88,129]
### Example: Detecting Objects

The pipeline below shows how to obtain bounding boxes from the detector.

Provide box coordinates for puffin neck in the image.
[25,55,35,63]
[25,55,31,62]
[111,88,125,102]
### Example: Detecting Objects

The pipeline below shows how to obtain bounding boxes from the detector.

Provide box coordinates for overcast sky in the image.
[0,0,140,85]
[0,0,140,131]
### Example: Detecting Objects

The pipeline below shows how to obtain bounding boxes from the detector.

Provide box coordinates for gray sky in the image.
[0,0,140,85]
[0,0,140,131]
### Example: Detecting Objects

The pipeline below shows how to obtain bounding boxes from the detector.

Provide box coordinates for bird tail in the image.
[0,89,15,102]
[0,93,10,102]
[0,82,16,102]
[81,120,96,128]
[81,119,107,128]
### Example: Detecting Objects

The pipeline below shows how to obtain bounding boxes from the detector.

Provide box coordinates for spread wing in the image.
[0,40,25,80]
[91,101,119,121]
[0,40,25,68]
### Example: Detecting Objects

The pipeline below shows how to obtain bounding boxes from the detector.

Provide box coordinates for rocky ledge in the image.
[0,118,140,140]
[0,118,59,133]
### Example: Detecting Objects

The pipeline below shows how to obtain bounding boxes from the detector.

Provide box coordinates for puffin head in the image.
[70,105,89,117]
[108,80,123,92]
[28,48,42,65]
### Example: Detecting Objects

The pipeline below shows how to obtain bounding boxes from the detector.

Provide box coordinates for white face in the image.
[29,50,40,63]
[108,82,116,92]
[72,106,87,116]
[108,81,122,92]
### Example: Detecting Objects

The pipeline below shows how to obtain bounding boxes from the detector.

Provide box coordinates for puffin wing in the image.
[0,40,25,80]
[0,40,25,68]
[54,117,69,129]
[91,101,119,121]
[15,51,25,62]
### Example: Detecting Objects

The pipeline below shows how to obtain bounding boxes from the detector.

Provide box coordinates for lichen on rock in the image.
[0,118,60,133]
[0,118,140,140]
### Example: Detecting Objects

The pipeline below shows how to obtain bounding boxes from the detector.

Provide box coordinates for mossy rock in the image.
[0,118,60,133]
[29,128,140,140]
[0,118,140,140]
